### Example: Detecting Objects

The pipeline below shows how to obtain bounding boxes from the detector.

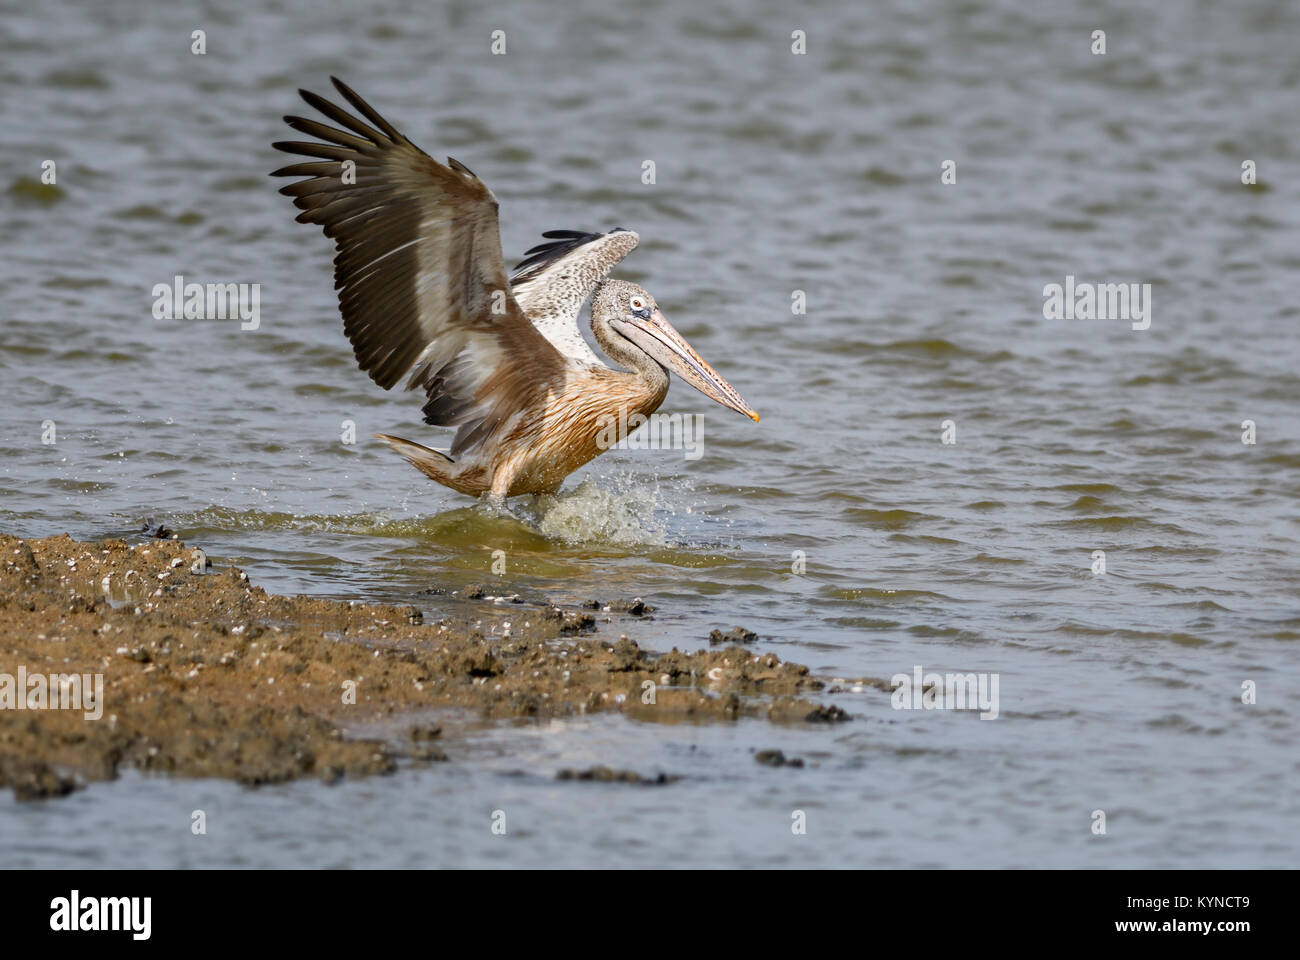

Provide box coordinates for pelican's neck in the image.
[591,315,669,396]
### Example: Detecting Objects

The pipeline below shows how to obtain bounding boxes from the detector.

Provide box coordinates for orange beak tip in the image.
[748,410,760,423]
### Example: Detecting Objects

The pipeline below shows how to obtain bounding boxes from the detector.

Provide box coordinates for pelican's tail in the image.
[374,433,456,484]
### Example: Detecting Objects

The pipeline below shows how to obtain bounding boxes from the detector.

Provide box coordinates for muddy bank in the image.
[0,533,848,799]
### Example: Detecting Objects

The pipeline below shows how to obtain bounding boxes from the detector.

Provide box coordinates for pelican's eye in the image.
[629,296,649,317]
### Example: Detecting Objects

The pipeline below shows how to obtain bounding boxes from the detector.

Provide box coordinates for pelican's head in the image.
[591,280,759,422]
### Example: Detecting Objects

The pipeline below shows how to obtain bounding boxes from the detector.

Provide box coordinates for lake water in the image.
[2,0,1298,867]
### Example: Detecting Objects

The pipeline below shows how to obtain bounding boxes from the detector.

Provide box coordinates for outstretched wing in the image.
[510,228,640,366]
[271,76,564,457]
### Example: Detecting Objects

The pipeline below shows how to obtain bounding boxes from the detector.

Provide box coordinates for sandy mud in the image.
[0,533,851,799]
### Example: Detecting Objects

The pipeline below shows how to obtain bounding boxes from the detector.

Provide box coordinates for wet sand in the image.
[0,533,849,800]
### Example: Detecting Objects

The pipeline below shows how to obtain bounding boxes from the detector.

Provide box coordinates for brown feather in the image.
[271,79,567,463]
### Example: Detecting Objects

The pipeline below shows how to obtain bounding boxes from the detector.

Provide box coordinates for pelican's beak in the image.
[615,308,759,422]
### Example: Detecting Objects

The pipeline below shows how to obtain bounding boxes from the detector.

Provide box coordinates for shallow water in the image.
[2,0,1299,867]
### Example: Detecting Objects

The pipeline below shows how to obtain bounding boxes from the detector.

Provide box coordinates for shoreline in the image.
[1,533,851,800]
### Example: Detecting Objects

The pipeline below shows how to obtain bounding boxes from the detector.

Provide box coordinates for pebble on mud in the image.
[754,749,805,768]
[710,626,758,645]
[556,766,680,785]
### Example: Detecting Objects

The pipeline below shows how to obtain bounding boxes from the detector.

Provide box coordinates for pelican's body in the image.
[272,79,756,504]
[388,356,668,498]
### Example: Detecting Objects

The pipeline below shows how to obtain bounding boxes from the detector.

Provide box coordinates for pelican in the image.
[270,78,758,507]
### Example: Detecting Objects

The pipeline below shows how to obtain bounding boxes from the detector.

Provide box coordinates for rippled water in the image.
[3,0,1299,867]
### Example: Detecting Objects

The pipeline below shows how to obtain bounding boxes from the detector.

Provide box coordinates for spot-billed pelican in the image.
[271,78,757,506]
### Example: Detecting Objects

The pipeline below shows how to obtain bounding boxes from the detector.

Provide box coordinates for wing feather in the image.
[271,77,565,457]
[509,229,640,365]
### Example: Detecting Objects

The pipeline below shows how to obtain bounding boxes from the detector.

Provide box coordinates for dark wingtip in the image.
[329,76,356,104]
[447,156,478,178]
[296,88,325,112]
[512,229,609,281]
[539,229,593,240]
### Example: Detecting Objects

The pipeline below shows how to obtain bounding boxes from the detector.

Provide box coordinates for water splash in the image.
[529,473,704,547]
[140,471,713,549]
